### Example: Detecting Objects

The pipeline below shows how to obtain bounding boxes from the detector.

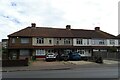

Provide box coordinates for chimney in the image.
[31,23,36,27]
[66,25,71,30]
[95,27,100,31]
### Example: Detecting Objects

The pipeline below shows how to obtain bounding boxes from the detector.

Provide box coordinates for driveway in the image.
[66,60,118,65]
[2,59,118,72]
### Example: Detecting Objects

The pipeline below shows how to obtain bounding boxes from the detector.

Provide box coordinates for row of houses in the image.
[2,23,120,60]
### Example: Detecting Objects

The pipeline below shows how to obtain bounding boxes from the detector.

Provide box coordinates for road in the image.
[2,65,118,78]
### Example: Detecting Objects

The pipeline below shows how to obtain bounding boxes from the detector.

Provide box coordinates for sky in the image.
[0,0,119,41]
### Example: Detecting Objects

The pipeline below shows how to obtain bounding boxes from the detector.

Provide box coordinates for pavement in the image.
[2,59,118,72]
[103,60,118,64]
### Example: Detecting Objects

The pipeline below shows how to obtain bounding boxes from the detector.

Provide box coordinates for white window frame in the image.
[109,39,115,45]
[49,39,52,44]
[76,39,83,45]
[56,38,61,44]
[99,40,105,45]
[36,38,44,44]
[36,49,45,56]
[87,39,89,45]
[77,49,84,54]
[64,38,71,44]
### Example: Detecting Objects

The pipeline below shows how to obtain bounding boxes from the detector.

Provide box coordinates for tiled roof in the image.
[117,34,120,38]
[8,26,116,39]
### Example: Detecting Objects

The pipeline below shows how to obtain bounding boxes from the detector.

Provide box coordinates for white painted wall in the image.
[73,38,91,46]
[32,38,119,47]
[32,38,54,46]
[106,39,118,46]
[91,39,107,46]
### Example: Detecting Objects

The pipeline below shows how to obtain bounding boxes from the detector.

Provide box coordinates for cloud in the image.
[0,0,119,41]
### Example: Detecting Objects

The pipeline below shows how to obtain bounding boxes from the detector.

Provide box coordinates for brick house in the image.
[7,23,118,60]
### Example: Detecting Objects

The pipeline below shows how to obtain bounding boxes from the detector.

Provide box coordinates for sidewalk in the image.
[103,60,118,64]
[66,60,118,65]
[2,61,72,72]
[2,59,118,72]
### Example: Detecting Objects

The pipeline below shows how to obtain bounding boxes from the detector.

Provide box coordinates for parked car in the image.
[56,53,69,61]
[78,52,91,61]
[68,52,81,61]
[45,53,56,61]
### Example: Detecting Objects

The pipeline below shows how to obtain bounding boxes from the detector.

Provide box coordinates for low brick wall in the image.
[2,59,29,67]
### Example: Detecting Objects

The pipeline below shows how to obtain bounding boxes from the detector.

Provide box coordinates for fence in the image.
[2,58,29,67]
[92,52,119,60]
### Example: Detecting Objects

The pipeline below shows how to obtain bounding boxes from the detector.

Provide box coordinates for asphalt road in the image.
[2,65,118,78]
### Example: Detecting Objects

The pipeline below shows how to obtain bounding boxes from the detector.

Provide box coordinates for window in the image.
[76,39,83,44]
[119,40,120,45]
[77,49,84,54]
[56,41,59,44]
[49,40,52,44]
[36,49,45,56]
[110,39,115,45]
[99,40,105,45]
[92,40,95,45]
[64,39,71,44]
[36,38,44,44]
[64,49,72,54]
[20,50,29,56]
[87,39,89,45]
[12,38,15,43]
[21,38,29,44]
[56,38,60,44]
[48,49,54,53]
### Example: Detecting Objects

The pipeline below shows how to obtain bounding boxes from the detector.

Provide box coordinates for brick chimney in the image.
[31,23,36,27]
[66,25,71,30]
[95,27,100,31]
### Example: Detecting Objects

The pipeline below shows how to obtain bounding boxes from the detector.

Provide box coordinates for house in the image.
[2,39,8,49]
[7,23,118,60]
[2,39,8,59]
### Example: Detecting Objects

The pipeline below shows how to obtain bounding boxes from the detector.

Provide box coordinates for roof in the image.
[117,34,120,38]
[2,39,8,42]
[8,25,116,39]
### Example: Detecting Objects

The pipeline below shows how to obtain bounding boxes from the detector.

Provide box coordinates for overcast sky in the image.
[0,0,119,41]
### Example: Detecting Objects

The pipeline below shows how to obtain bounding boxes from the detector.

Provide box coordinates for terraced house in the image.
[7,23,118,60]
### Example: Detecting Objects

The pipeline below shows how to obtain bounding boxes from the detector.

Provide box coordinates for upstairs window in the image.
[109,39,115,45]
[12,38,15,43]
[76,39,83,44]
[21,38,29,44]
[119,40,120,45]
[87,39,89,45]
[56,38,61,44]
[99,40,105,45]
[64,39,71,44]
[49,40,52,44]
[36,38,44,44]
